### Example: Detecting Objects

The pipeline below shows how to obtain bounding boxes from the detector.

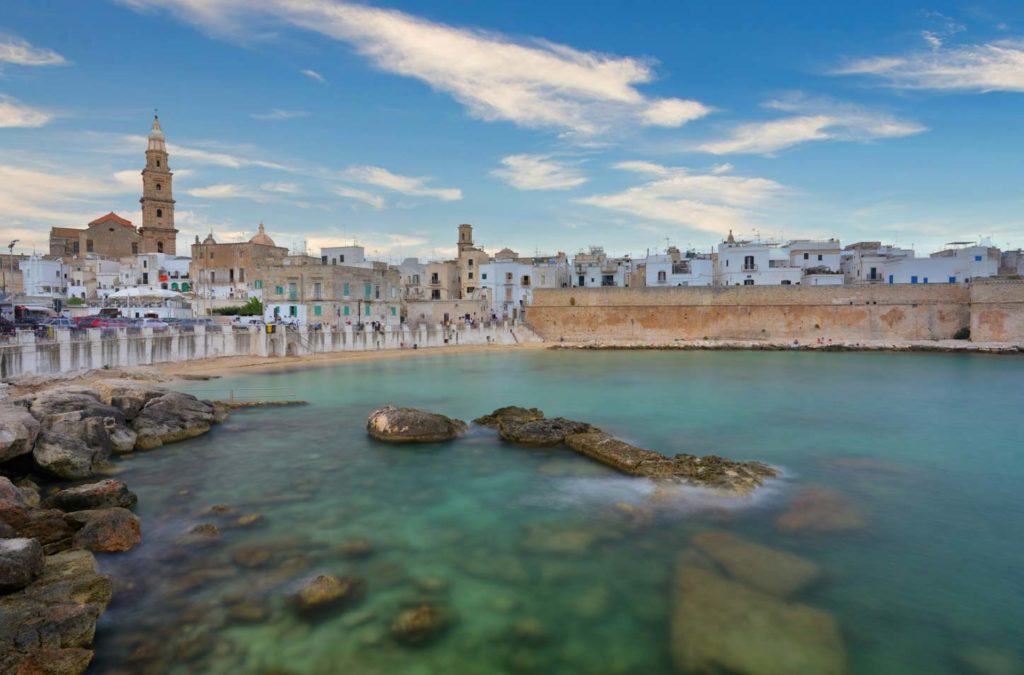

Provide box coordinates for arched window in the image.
[171,282,179,290]
[156,208,162,218]
[156,160,161,167]
[156,183,162,191]
[181,282,190,292]
[157,241,164,253]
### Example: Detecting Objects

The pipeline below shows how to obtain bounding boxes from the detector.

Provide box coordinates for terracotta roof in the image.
[50,227,83,238]
[88,212,134,227]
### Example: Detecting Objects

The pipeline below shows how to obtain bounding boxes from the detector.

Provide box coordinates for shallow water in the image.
[89,350,1024,674]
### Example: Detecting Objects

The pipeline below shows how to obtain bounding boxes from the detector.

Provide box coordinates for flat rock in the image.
[131,392,217,450]
[691,530,821,597]
[0,538,44,592]
[390,604,450,646]
[0,404,41,462]
[498,417,599,446]
[672,564,847,675]
[473,406,545,428]
[45,480,138,512]
[776,488,866,534]
[65,507,141,553]
[366,405,468,443]
[0,477,76,554]
[564,431,664,473]
[293,574,364,617]
[32,413,113,480]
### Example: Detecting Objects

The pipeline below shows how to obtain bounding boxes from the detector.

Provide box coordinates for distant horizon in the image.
[2,1,1022,259]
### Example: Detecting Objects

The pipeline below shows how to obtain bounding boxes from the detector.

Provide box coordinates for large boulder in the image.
[0,404,41,463]
[91,379,166,420]
[0,538,44,592]
[65,508,141,553]
[0,478,76,554]
[32,413,113,479]
[672,564,847,675]
[0,549,111,675]
[473,406,545,428]
[691,530,822,597]
[45,480,138,512]
[131,391,217,450]
[498,417,600,446]
[366,405,468,443]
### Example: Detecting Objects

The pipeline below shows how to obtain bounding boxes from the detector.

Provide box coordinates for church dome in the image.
[203,232,217,245]
[249,222,276,246]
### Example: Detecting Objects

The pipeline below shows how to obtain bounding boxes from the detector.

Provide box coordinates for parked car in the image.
[42,318,74,328]
[142,318,169,332]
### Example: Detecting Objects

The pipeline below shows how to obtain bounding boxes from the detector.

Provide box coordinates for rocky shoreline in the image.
[0,374,294,674]
[549,339,1024,354]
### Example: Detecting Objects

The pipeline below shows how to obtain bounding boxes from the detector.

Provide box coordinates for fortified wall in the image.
[527,281,1024,344]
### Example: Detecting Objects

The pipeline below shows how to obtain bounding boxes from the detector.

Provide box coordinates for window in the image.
[923,277,929,284]
[181,282,190,292]
[288,282,297,300]
[289,305,298,317]
[817,254,823,261]
[411,274,420,285]
[314,305,322,316]
[87,240,94,253]
[911,276,918,284]
[521,275,531,287]
[343,282,350,296]
[364,283,371,299]
[156,160,160,167]
[340,255,345,263]
[229,269,234,283]
[157,241,164,253]
[468,272,474,280]
[390,306,397,316]
[657,271,667,283]
[468,259,474,267]
[974,255,982,262]
[210,272,216,283]
[431,289,441,300]
[803,253,809,260]
[949,276,957,284]
[481,273,487,280]
[743,279,755,285]
[156,183,161,191]
[254,280,263,289]
[506,273,513,282]
[364,304,371,316]
[743,255,755,271]
[888,275,894,284]
[343,305,350,316]
[131,243,138,255]
[156,209,162,218]
[275,285,284,295]
[321,256,328,264]
[313,282,322,299]
[781,280,792,285]
[374,285,380,299]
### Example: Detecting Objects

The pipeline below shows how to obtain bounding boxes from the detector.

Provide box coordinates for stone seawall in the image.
[527,282,1024,344]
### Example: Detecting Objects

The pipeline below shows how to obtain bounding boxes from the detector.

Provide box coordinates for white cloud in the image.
[118,0,711,136]
[121,134,291,170]
[332,185,385,209]
[261,181,300,194]
[710,163,733,175]
[577,161,785,234]
[491,154,587,190]
[342,165,462,201]
[0,34,67,66]
[187,183,249,199]
[301,68,326,83]
[834,39,1024,92]
[693,96,926,155]
[0,94,53,128]
[251,108,308,120]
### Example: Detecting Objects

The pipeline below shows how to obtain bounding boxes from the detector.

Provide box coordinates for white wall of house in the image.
[20,258,66,298]
[645,254,714,286]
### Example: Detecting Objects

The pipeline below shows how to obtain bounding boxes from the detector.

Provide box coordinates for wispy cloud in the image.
[693,96,925,155]
[491,154,587,190]
[260,181,300,194]
[251,108,308,121]
[834,39,1024,92]
[331,185,385,209]
[118,0,711,136]
[342,165,462,201]
[120,134,291,170]
[577,161,785,234]
[186,183,252,199]
[300,68,326,83]
[0,34,67,66]
[0,94,53,128]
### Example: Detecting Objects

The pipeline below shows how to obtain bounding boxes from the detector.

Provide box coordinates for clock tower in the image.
[138,114,177,254]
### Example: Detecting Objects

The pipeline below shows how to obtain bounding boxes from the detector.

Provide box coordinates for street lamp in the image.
[3,240,17,296]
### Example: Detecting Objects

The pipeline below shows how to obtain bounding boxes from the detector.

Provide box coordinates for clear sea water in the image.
[89,350,1024,674]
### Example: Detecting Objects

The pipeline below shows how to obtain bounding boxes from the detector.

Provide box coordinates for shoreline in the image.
[546,338,1024,354]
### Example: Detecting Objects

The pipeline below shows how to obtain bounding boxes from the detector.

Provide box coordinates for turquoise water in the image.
[89,350,1024,674]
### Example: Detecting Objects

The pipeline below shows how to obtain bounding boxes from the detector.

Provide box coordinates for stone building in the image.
[189,223,288,308]
[456,224,490,299]
[258,255,402,326]
[480,248,570,319]
[48,115,178,259]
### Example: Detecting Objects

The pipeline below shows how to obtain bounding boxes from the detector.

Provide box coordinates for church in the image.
[49,115,179,259]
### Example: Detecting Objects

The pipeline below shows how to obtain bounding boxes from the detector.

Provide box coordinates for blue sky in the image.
[1,0,1022,260]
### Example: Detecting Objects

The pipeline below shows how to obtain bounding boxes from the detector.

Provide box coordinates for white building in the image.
[19,257,67,299]
[481,249,570,318]
[321,245,367,267]
[842,241,999,285]
[644,247,714,287]
[68,258,121,300]
[572,246,632,288]
[716,233,845,286]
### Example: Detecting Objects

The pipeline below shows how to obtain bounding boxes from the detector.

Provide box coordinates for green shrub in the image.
[211,297,263,316]
[953,326,971,340]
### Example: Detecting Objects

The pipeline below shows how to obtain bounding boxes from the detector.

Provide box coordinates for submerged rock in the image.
[293,574,364,617]
[0,404,40,463]
[66,507,142,553]
[520,521,611,554]
[672,564,847,675]
[956,646,1023,675]
[775,488,866,534]
[498,417,599,446]
[45,479,138,512]
[366,405,468,443]
[473,406,545,428]
[337,538,374,559]
[691,530,821,597]
[0,537,44,592]
[564,431,663,473]
[390,604,450,646]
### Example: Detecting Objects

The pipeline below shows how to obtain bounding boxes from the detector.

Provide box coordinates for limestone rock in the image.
[473,406,545,428]
[91,379,166,420]
[0,404,41,462]
[131,391,217,450]
[498,417,599,446]
[0,477,76,554]
[45,479,138,512]
[337,538,374,559]
[366,405,468,443]
[293,574,364,617]
[776,488,866,534]
[390,604,450,646]
[65,508,142,553]
[32,413,113,480]
[564,431,664,473]
[691,530,822,597]
[672,564,847,675]
[0,538,44,592]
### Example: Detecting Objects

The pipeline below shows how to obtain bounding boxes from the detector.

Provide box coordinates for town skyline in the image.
[2,0,1023,260]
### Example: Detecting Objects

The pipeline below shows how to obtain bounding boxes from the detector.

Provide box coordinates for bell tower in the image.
[139,114,177,255]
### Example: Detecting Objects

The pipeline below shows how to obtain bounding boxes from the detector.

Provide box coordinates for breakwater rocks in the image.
[367,405,777,495]
[0,378,261,675]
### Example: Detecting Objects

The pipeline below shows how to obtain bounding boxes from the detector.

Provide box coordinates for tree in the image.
[211,297,263,316]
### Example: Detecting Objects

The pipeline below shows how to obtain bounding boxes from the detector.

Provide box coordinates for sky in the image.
[1,0,1022,261]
